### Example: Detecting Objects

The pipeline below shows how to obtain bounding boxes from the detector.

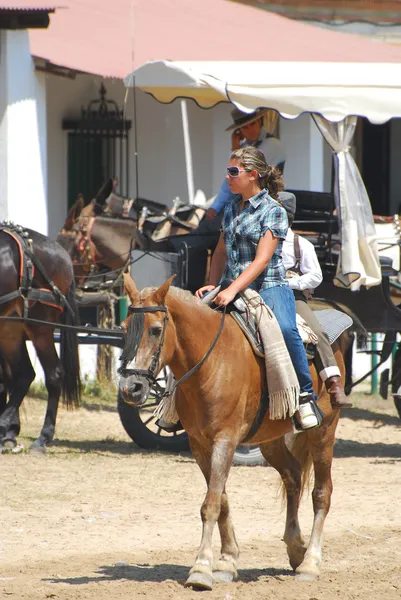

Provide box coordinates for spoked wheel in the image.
[117,394,190,451]
[117,368,190,452]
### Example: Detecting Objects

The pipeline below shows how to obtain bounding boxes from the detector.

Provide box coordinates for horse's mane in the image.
[140,285,212,315]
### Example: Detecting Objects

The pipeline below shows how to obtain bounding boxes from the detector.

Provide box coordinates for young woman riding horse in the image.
[119,273,344,589]
[197,146,319,430]
[0,225,81,453]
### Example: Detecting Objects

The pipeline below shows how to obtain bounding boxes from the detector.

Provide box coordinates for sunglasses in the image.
[226,166,251,177]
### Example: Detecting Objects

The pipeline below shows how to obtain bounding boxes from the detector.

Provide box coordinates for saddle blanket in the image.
[231,301,353,358]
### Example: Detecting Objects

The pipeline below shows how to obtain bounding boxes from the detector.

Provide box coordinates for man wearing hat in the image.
[206,107,286,221]
[280,191,352,409]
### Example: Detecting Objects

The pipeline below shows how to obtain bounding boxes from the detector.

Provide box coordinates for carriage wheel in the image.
[391,344,401,420]
[393,396,401,420]
[232,445,266,466]
[117,393,190,452]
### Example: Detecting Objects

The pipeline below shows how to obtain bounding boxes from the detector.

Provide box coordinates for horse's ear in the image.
[63,194,84,230]
[153,275,176,306]
[123,273,140,305]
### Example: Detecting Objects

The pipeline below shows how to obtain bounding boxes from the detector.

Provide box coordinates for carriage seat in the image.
[286,189,338,235]
[379,255,397,276]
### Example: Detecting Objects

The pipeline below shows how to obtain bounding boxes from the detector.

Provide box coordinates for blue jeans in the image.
[259,285,314,396]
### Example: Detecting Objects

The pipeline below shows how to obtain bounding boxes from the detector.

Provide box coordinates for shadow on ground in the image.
[43,563,292,586]
[49,438,192,459]
[334,438,401,459]
[340,406,401,427]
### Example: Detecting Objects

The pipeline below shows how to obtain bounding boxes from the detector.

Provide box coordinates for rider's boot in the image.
[293,393,322,431]
[325,376,353,409]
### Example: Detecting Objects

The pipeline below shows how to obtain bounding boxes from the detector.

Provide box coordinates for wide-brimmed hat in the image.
[226,107,271,131]
[278,191,296,217]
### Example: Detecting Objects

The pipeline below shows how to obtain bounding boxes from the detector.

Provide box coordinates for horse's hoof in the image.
[295,571,318,582]
[213,570,235,583]
[185,572,214,590]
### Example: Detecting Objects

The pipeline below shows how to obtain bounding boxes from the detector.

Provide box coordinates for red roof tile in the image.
[28,0,401,79]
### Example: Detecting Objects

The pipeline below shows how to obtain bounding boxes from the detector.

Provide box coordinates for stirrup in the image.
[293,400,325,432]
[155,418,184,433]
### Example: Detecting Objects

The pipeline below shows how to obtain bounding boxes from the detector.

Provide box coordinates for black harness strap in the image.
[167,308,226,398]
[241,381,269,444]
[0,224,74,317]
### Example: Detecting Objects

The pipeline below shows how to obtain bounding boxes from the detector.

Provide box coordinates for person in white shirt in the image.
[280,192,352,409]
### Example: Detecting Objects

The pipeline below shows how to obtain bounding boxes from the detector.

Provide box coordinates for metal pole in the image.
[181,99,195,204]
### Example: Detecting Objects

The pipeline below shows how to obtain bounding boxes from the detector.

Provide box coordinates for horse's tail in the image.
[60,282,81,409]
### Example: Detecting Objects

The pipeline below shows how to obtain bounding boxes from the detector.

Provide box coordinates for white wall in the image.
[0,30,47,233]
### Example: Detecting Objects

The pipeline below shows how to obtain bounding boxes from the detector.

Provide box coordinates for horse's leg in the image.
[0,344,35,446]
[213,484,240,583]
[294,411,339,580]
[190,439,239,583]
[259,437,307,571]
[29,329,63,452]
[185,436,238,590]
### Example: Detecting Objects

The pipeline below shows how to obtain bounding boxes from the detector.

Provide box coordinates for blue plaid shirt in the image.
[221,189,288,291]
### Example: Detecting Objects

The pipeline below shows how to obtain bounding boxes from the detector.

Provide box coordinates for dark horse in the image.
[0,224,81,453]
[119,274,346,589]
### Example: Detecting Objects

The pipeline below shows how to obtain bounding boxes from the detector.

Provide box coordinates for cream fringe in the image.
[153,391,179,423]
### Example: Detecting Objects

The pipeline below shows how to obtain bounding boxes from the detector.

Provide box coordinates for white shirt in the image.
[282,228,323,291]
[259,135,286,167]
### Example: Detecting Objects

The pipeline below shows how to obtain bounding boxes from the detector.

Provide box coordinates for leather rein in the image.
[118,304,227,400]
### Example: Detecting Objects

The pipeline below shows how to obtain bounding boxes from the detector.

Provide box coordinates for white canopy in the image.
[125,59,401,290]
[126,60,401,125]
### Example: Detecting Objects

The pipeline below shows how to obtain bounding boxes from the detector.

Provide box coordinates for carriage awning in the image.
[126,59,399,291]
[126,60,401,125]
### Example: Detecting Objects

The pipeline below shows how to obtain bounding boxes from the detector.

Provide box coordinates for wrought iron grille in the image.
[62,84,131,208]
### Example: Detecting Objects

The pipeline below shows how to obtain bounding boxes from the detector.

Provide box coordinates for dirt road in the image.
[1,393,400,600]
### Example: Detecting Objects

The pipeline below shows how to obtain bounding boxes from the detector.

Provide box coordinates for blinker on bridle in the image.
[118,302,227,401]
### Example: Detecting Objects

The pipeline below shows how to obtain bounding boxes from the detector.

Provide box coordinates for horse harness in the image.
[0,222,75,318]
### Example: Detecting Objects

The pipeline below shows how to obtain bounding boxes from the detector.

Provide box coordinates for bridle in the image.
[118,303,227,400]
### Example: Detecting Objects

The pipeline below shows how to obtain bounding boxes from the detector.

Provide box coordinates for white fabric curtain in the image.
[312,115,381,291]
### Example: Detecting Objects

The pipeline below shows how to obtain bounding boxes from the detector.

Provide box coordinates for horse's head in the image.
[118,273,175,406]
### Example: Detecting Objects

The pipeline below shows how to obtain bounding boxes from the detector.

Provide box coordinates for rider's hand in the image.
[214,287,237,307]
[205,208,217,221]
[231,129,243,150]
[195,285,216,299]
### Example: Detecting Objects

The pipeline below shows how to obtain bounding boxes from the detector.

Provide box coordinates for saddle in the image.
[229,297,353,360]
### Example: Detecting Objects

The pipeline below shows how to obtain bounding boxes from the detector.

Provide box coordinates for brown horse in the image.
[118,274,344,590]
[0,225,81,453]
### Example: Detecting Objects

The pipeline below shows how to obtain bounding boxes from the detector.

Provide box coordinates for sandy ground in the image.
[1,392,400,600]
